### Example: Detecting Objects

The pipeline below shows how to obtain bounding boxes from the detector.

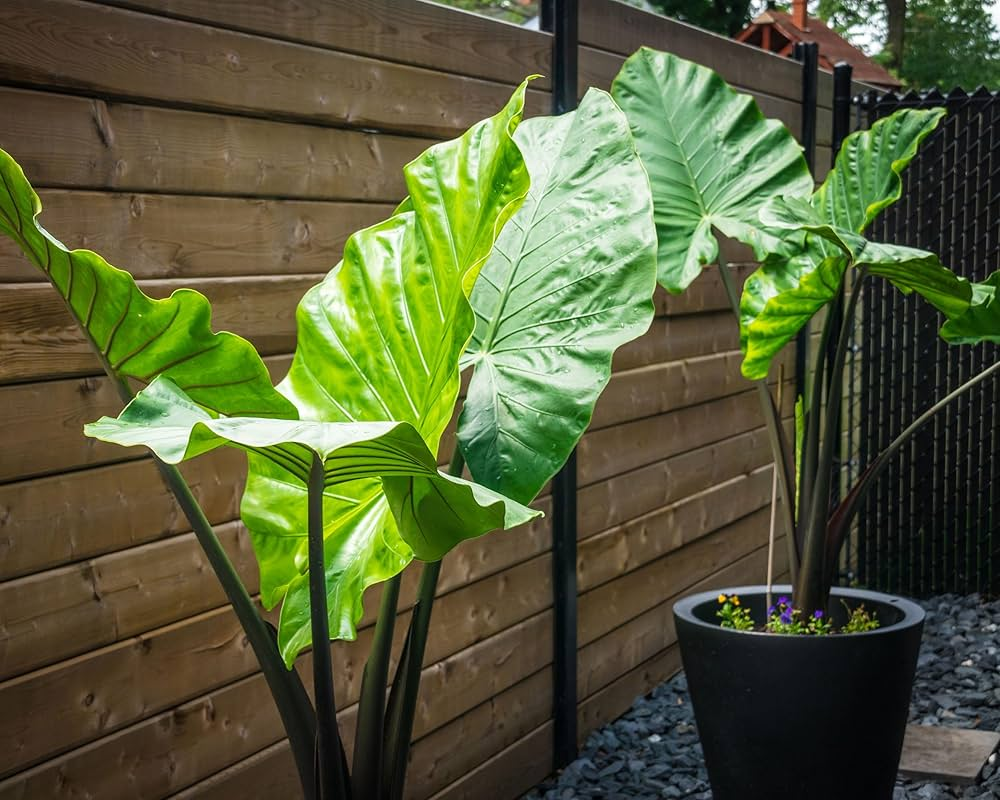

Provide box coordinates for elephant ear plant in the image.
[611,46,1000,622]
[0,78,657,799]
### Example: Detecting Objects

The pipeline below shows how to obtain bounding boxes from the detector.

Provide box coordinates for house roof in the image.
[735,9,903,89]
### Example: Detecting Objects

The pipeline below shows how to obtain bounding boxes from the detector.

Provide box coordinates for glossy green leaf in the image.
[740,239,970,380]
[813,108,946,233]
[738,108,961,380]
[86,377,538,665]
[740,251,845,380]
[610,47,813,292]
[941,272,1000,343]
[459,89,657,504]
[0,148,294,418]
[241,81,533,659]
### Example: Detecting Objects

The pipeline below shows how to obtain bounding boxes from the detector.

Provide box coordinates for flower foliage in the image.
[716,594,755,631]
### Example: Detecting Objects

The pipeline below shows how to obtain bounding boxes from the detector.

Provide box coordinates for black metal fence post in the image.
[793,42,819,402]
[541,0,579,771]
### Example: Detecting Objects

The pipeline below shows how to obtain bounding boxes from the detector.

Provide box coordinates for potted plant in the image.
[0,81,658,798]
[609,48,1000,800]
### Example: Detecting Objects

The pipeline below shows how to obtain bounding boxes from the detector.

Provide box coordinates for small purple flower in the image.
[767,605,776,615]
[780,608,793,624]
[778,596,789,606]
[813,610,824,619]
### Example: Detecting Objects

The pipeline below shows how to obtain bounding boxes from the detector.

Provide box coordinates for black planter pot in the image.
[673,585,925,800]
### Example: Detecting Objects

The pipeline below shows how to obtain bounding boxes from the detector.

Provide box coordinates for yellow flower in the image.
[731,595,741,606]
[717,593,727,604]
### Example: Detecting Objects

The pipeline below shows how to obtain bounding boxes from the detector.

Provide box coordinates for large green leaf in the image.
[941,272,1000,343]
[813,108,946,233]
[739,238,970,380]
[86,378,538,665]
[241,81,533,658]
[0,148,293,418]
[458,89,657,504]
[610,47,813,292]
[737,108,960,379]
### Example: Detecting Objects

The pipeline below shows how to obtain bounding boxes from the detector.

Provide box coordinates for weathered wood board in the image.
[899,725,1000,785]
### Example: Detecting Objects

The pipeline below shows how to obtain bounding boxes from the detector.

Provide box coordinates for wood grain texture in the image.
[578,379,795,487]
[578,508,775,648]
[0,275,310,384]
[899,725,1000,785]
[578,530,788,701]
[423,536,784,800]
[0,461,766,780]
[591,347,792,431]
[2,378,786,683]
[576,466,776,593]
[96,0,553,89]
[0,87,426,201]
[0,354,290,483]
[0,0,823,795]
[0,0,549,138]
[0,191,393,282]
[0,520,261,681]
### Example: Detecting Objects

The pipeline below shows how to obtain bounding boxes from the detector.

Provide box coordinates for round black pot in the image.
[673,585,925,800]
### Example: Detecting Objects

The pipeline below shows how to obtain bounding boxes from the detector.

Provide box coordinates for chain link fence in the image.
[840,88,1000,597]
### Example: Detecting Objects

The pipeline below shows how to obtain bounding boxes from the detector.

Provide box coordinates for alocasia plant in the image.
[610,47,999,619]
[2,68,658,800]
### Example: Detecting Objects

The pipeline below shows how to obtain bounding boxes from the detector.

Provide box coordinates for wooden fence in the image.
[0,1,832,797]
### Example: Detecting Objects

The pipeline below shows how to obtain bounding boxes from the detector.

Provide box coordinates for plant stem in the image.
[382,448,465,800]
[828,354,1000,564]
[717,258,798,580]
[351,573,401,798]
[798,307,831,551]
[102,367,319,799]
[154,460,318,795]
[308,453,350,800]
[796,268,867,613]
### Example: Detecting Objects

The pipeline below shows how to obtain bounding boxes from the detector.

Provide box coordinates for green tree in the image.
[818,0,1000,89]
[901,0,1000,89]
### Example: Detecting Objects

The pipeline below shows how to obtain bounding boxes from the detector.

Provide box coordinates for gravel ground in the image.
[524,594,1000,800]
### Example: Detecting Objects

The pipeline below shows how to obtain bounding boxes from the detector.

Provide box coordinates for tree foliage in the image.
[641,0,756,35]
[819,0,1000,89]
[901,0,1000,89]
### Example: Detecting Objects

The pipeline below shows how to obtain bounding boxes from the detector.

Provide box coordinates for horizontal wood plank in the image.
[404,667,552,799]
[0,275,310,384]
[579,0,815,105]
[0,86,426,201]
[578,506,776,647]
[0,191,393,282]
[1,380,788,680]
[579,378,795,487]
[0,459,770,774]
[591,347,791,431]
[429,721,553,800]
[577,466,775,593]
[578,532,788,702]
[0,0,549,138]
[96,0,552,90]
